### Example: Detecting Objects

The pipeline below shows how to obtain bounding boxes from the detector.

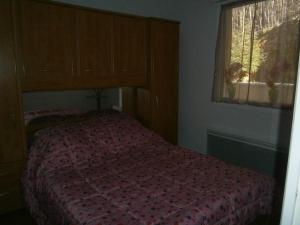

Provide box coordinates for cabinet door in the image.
[76,9,114,87]
[21,0,75,91]
[114,16,147,85]
[0,163,24,214]
[0,0,25,163]
[150,21,179,144]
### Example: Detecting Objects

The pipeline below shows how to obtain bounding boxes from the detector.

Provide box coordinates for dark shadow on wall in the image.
[275,109,293,185]
[207,109,293,225]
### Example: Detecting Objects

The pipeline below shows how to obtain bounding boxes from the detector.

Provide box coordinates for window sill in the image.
[211,100,293,114]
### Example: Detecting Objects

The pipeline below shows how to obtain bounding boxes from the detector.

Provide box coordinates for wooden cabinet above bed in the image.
[21,0,76,90]
[75,9,114,87]
[19,0,149,91]
[113,15,148,85]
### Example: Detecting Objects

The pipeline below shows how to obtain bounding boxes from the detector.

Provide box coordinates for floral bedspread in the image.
[22,111,274,225]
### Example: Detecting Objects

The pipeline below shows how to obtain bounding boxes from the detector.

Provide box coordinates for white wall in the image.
[280,52,300,225]
[176,0,293,153]
[292,178,300,224]
[57,0,178,18]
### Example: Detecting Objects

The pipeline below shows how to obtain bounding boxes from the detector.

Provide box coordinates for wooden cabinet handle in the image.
[72,61,75,76]
[155,96,159,107]
[0,171,10,177]
[39,69,49,72]
[0,192,9,198]
[9,113,16,127]
[84,69,93,72]
[22,65,26,78]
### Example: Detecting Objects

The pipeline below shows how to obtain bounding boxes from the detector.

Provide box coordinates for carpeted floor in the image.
[0,209,278,225]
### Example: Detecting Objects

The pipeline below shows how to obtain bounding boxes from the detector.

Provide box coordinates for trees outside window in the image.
[213,0,300,108]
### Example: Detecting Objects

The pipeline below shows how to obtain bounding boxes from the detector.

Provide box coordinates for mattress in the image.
[22,111,274,225]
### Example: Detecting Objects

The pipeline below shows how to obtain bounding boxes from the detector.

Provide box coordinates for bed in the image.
[22,110,275,225]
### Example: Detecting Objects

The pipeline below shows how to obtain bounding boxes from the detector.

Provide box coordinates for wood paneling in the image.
[21,0,76,90]
[150,20,179,144]
[136,88,151,127]
[0,185,23,214]
[121,87,137,116]
[0,162,23,214]
[0,0,25,214]
[0,0,24,163]
[20,0,149,90]
[122,20,179,144]
[114,16,148,83]
[76,9,113,87]
[0,163,23,193]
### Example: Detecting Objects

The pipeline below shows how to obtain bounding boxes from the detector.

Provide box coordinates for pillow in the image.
[25,109,100,146]
[24,109,83,125]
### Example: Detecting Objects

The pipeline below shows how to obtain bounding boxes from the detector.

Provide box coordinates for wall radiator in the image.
[207,129,288,182]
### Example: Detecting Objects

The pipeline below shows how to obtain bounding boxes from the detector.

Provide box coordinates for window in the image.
[213,0,300,108]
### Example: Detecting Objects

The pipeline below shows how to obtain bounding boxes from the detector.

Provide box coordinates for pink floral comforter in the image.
[23,111,274,225]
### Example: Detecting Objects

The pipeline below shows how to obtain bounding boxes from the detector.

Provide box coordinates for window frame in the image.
[212,0,299,109]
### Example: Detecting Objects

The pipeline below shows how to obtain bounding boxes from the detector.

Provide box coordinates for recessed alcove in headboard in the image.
[22,88,121,112]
